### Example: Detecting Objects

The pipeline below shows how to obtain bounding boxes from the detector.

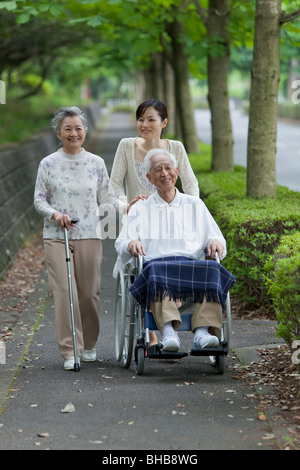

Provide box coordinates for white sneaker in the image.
[162,333,180,352]
[81,349,97,362]
[64,357,80,371]
[193,333,219,349]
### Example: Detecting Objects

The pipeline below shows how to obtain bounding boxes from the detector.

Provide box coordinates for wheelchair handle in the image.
[204,248,220,263]
[138,253,144,274]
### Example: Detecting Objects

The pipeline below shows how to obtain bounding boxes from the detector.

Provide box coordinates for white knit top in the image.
[110,138,199,203]
[34,148,125,240]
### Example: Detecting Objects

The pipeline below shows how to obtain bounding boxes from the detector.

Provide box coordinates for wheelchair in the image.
[114,254,234,376]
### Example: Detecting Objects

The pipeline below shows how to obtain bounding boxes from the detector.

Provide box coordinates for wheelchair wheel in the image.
[216,355,226,374]
[114,270,126,362]
[114,268,135,366]
[225,292,232,350]
[135,346,145,375]
[209,355,226,374]
[209,292,231,374]
[122,294,135,368]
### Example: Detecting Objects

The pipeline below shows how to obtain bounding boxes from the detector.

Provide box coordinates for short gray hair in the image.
[144,148,178,174]
[51,106,88,134]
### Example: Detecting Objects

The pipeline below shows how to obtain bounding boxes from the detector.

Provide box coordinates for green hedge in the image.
[277,103,300,121]
[264,233,300,347]
[189,147,300,315]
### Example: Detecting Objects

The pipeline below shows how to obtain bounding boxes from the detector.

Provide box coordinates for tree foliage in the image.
[1,0,300,187]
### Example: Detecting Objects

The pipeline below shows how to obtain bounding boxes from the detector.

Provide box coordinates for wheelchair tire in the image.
[122,294,135,368]
[216,355,226,374]
[114,267,136,366]
[225,292,232,350]
[135,347,145,375]
[114,271,126,362]
[209,355,225,374]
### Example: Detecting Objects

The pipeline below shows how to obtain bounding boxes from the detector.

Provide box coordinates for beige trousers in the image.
[150,297,222,338]
[44,239,102,359]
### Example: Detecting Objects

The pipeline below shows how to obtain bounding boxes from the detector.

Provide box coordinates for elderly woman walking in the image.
[34,106,127,370]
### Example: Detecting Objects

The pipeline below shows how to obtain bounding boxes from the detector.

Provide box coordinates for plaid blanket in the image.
[129,256,236,308]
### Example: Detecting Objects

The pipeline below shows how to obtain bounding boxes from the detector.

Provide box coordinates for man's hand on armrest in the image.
[207,239,225,260]
[128,240,146,257]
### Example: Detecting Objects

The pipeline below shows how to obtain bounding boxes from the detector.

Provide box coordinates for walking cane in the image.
[64,218,80,372]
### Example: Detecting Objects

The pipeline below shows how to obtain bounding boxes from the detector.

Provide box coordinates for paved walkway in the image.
[0,111,286,451]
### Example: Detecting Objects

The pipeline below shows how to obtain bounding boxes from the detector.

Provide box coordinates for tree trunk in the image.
[150,52,165,101]
[207,0,233,171]
[135,71,147,105]
[162,59,176,136]
[246,0,281,198]
[142,54,164,100]
[168,20,199,154]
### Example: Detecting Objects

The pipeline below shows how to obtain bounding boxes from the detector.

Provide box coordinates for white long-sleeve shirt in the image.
[114,189,226,274]
[34,148,125,240]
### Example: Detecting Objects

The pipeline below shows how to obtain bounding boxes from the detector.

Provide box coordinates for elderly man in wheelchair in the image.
[114,148,235,373]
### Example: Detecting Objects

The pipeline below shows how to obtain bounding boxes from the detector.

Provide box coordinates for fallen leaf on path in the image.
[258,413,267,421]
[262,433,275,440]
[61,402,75,413]
[37,432,50,438]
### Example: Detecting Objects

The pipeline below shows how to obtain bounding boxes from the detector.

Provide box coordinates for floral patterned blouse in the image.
[34,148,125,240]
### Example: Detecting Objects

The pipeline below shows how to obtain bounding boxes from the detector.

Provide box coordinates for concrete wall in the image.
[0,102,101,277]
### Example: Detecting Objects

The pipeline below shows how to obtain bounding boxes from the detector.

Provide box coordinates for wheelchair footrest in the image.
[190,341,228,357]
[146,344,188,360]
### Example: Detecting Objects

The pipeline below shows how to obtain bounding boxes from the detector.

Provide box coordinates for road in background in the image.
[195,109,300,192]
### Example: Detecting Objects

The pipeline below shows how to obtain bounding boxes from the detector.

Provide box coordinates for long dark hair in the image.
[136,99,168,137]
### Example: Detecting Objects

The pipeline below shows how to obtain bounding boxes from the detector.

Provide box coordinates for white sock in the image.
[163,321,175,337]
[194,326,209,339]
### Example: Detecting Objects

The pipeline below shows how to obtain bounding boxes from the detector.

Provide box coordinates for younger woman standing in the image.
[110,99,199,203]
